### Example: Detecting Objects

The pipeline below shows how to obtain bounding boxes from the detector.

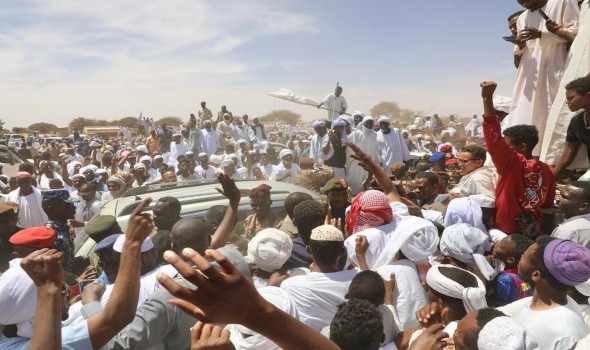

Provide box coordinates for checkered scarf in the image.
[347,190,393,235]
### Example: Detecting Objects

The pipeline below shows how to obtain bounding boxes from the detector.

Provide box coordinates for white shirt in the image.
[499,296,588,350]
[269,163,299,184]
[450,166,497,199]
[7,187,48,228]
[551,213,590,249]
[281,269,357,331]
[377,128,411,172]
[0,259,36,338]
[322,93,348,121]
[195,165,217,179]
[169,141,189,164]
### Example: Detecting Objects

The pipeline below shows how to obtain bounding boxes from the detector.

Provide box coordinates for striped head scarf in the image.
[347,190,393,235]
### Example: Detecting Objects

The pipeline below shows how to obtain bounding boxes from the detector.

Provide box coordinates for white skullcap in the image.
[90,141,99,147]
[444,197,487,233]
[237,139,247,145]
[136,145,148,153]
[477,316,539,350]
[186,151,193,156]
[332,118,347,127]
[198,152,207,157]
[575,279,590,297]
[59,153,66,157]
[493,96,512,114]
[72,174,85,179]
[310,225,344,241]
[96,169,107,175]
[352,111,365,118]
[440,223,495,281]
[426,264,487,313]
[133,163,146,170]
[279,149,293,159]
[113,235,154,253]
[173,132,182,137]
[245,228,293,273]
[140,155,153,163]
[153,155,163,160]
[377,116,390,124]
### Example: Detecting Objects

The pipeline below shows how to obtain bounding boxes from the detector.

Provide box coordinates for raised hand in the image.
[157,248,263,325]
[480,81,497,99]
[215,173,241,204]
[408,324,449,350]
[190,321,233,350]
[20,248,64,291]
[416,302,443,328]
[126,197,154,243]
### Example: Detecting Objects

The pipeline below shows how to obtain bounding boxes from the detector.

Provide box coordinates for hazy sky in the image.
[0,1,522,128]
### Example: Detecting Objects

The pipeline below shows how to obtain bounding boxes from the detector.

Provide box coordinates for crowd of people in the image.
[2,0,590,349]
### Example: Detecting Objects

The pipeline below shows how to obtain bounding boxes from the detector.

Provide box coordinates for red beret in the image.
[249,184,272,199]
[9,227,56,248]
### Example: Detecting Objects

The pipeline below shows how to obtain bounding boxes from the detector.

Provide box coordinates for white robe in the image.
[505,0,580,156]
[541,0,590,168]
[195,165,217,179]
[377,128,411,175]
[269,163,299,184]
[168,141,188,165]
[281,269,357,331]
[7,187,48,228]
[309,133,332,163]
[346,122,380,194]
[200,129,222,156]
[322,93,347,122]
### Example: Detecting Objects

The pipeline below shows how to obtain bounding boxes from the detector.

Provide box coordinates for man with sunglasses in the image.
[243,184,282,239]
[449,144,497,199]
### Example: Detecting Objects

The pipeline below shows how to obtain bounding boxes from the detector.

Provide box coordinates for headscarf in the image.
[67,161,82,175]
[332,118,347,128]
[227,286,298,350]
[312,120,326,128]
[347,190,393,235]
[377,115,390,124]
[439,224,495,280]
[444,197,487,233]
[106,175,127,199]
[278,149,293,159]
[356,116,375,132]
[220,159,234,170]
[426,264,487,313]
[245,229,293,273]
[477,316,539,350]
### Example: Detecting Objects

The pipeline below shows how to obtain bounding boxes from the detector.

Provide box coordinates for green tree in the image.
[28,122,59,134]
[156,117,182,127]
[119,117,138,126]
[259,109,301,125]
[12,127,28,133]
[370,101,401,118]
[0,117,5,133]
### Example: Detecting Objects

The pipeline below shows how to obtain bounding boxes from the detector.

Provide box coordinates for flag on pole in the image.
[266,88,320,106]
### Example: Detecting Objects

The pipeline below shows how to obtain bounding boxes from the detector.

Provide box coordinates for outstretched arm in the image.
[157,249,340,350]
[209,173,241,249]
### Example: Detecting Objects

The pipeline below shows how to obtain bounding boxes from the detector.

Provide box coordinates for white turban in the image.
[339,115,353,126]
[133,163,146,170]
[444,197,487,233]
[279,149,293,159]
[377,116,390,124]
[332,118,347,128]
[90,141,99,147]
[477,316,539,350]
[136,145,148,154]
[356,116,375,131]
[227,286,298,350]
[140,155,152,164]
[492,96,512,114]
[312,120,326,128]
[344,228,389,270]
[352,111,365,118]
[376,216,439,268]
[209,154,223,166]
[245,229,293,273]
[237,139,247,145]
[426,264,487,313]
[220,159,234,170]
[153,155,163,160]
[198,152,207,158]
[440,224,495,281]
[67,161,82,175]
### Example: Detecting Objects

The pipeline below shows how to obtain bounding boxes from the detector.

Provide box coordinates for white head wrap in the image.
[444,197,487,233]
[237,139,247,145]
[575,278,590,297]
[440,224,496,280]
[492,96,512,114]
[220,159,234,170]
[227,286,298,350]
[245,229,293,273]
[90,141,99,147]
[312,120,326,128]
[377,116,390,124]
[198,152,208,158]
[140,155,152,164]
[426,264,487,313]
[133,163,146,170]
[332,118,347,128]
[209,154,223,166]
[67,161,82,175]
[477,316,539,350]
[356,116,375,131]
[352,111,365,119]
[153,155,163,160]
[278,149,293,160]
[96,169,107,175]
[107,176,127,198]
[136,145,148,154]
